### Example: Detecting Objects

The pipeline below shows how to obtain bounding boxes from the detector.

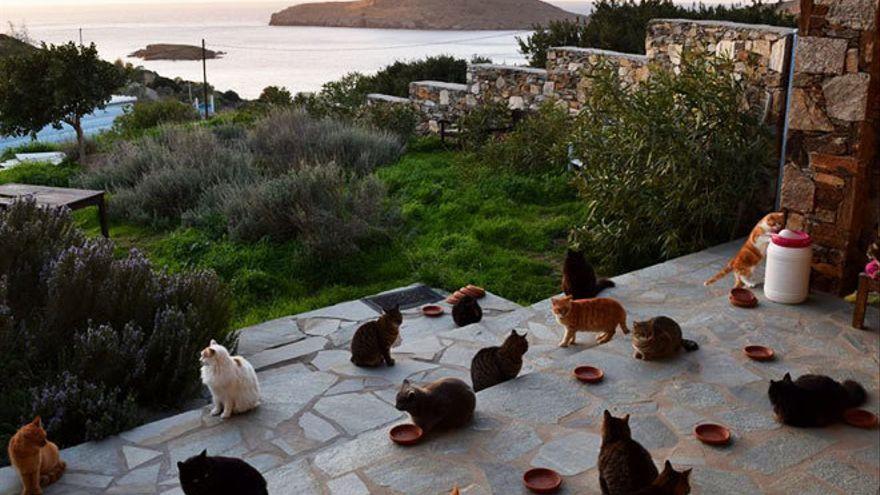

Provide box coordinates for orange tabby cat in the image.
[704,212,786,288]
[7,417,65,495]
[551,295,629,347]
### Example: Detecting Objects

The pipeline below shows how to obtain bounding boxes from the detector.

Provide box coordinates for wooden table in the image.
[0,183,108,237]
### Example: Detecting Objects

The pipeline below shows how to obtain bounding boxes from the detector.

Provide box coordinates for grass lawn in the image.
[3,146,586,329]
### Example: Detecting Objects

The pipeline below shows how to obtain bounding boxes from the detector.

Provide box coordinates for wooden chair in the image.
[852,273,880,329]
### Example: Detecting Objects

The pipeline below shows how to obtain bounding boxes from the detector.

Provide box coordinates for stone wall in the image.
[407,81,470,133]
[780,0,880,294]
[467,64,552,110]
[646,19,795,126]
[546,47,649,111]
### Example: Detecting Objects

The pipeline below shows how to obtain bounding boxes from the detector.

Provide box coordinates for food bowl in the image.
[446,290,467,305]
[389,424,424,446]
[694,423,731,446]
[743,345,775,361]
[729,288,758,308]
[422,305,444,317]
[843,409,879,429]
[523,468,562,493]
[573,366,604,384]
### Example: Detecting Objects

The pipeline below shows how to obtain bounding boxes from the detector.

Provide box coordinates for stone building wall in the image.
[466,64,552,110]
[779,0,880,294]
[546,47,649,111]
[407,81,470,133]
[646,19,795,126]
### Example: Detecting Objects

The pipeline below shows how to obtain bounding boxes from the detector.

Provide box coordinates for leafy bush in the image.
[0,200,233,464]
[519,0,796,67]
[356,103,419,140]
[458,101,512,150]
[257,85,293,107]
[0,161,80,187]
[248,108,404,175]
[112,99,199,138]
[569,52,775,273]
[480,102,571,174]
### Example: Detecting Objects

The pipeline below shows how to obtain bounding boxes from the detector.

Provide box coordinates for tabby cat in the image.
[452,295,483,327]
[768,373,867,427]
[395,378,476,432]
[551,295,629,347]
[631,461,692,495]
[470,330,529,392]
[598,410,659,495]
[177,449,268,495]
[7,417,65,495]
[350,304,402,367]
[704,211,786,288]
[563,248,615,299]
[631,316,699,360]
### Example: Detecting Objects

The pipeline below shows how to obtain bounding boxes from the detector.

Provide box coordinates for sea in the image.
[1,1,595,99]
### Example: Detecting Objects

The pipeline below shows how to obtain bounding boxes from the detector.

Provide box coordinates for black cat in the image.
[768,373,867,427]
[452,295,482,327]
[562,249,614,300]
[178,450,268,495]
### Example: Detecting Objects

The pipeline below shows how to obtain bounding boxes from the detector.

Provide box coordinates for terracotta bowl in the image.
[694,423,731,446]
[573,366,604,384]
[729,288,758,308]
[446,290,467,305]
[389,424,424,446]
[843,409,879,429]
[743,345,775,361]
[523,468,562,493]
[422,305,444,317]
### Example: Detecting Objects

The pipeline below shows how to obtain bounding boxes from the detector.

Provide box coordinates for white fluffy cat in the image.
[199,340,260,419]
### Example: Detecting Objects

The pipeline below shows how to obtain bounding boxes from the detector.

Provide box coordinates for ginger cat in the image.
[551,295,629,347]
[7,417,65,495]
[704,212,786,288]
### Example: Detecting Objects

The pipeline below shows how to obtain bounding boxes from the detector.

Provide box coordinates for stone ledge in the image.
[409,80,469,91]
[468,63,548,76]
[648,18,797,35]
[548,46,648,63]
[366,93,411,104]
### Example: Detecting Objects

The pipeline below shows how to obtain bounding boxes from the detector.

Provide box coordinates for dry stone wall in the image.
[780,0,879,294]
[466,64,552,111]
[408,81,470,133]
[546,47,649,111]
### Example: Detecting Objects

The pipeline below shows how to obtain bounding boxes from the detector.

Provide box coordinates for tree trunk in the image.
[73,117,85,160]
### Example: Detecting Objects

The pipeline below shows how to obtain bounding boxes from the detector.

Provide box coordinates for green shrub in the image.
[0,200,233,464]
[0,141,60,161]
[112,99,198,138]
[356,103,419,140]
[257,85,293,107]
[0,161,80,187]
[480,102,571,174]
[569,52,775,273]
[458,101,512,150]
[519,0,796,67]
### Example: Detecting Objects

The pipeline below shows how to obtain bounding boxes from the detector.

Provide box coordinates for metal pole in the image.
[79,28,83,45]
[202,39,209,120]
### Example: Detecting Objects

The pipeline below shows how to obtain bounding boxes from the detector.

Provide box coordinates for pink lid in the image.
[771,229,812,248]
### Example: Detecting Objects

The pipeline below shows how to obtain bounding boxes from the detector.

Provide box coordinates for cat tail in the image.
[45,460,66,485]
[681,339,699,352]
[596,278,615,293]
[843,380,867,408]
[704,263,733,286]
[619,318,630,335]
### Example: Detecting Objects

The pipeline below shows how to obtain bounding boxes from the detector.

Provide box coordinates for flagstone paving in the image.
[1,244,878,494]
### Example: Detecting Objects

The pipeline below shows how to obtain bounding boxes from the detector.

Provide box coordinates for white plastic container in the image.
[764,229,813,304]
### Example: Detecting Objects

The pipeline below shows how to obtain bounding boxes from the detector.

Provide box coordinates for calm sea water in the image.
[2,1,594,99]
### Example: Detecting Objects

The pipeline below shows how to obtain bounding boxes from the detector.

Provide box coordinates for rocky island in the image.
[269,0,582,30]
[129,44,224,61]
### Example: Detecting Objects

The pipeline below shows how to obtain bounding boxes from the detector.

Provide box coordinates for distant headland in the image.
[269,0,582,30]
[129,44,224,61]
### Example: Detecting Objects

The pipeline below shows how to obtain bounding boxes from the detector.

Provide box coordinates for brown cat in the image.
[551,295,628,347]
[395,378,476,432]
[631,316,699,360]
[631,461,692,495]
[598,410,658,495]
[704,211,786,288]
[470,330,529,392]
[350,304,402,367]
[7,417,66,495]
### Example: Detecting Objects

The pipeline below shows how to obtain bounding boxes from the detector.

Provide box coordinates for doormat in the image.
[362,284,444,312]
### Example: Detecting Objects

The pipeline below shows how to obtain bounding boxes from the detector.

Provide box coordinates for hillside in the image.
[129,44,224,61]
[0,35,37,59]
[269,0,582,30]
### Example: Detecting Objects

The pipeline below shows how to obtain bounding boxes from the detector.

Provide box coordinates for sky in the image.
[4,0,759,6]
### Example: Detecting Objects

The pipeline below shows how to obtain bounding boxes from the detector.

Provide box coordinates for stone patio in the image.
[1,241,877,494]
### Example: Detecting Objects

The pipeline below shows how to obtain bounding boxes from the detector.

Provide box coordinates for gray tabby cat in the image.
[470,330,529,392]
[631,316,698,360]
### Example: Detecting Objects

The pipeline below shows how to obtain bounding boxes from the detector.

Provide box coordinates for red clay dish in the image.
[694,423,731,446]
[843,409,879,429]
[422,305,444,317]
[523,468,562,493]
[743,345,775,361]
[573,366,604,384]
[389,424,424,446]
[729,288,758,308]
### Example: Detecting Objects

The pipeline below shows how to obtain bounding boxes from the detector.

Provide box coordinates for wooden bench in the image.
[0,183,108,237]
[852,272,880,329]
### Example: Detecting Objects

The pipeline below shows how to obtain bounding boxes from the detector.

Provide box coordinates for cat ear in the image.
[199,449,207,458]
[622,414,630,424]
[31,416,41,427]
[210,339,218,346]
[783,372,792,382]
[177,462,184,469]
[664,460,673,470]
[603,409,611,420]
[682,468,692,478]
